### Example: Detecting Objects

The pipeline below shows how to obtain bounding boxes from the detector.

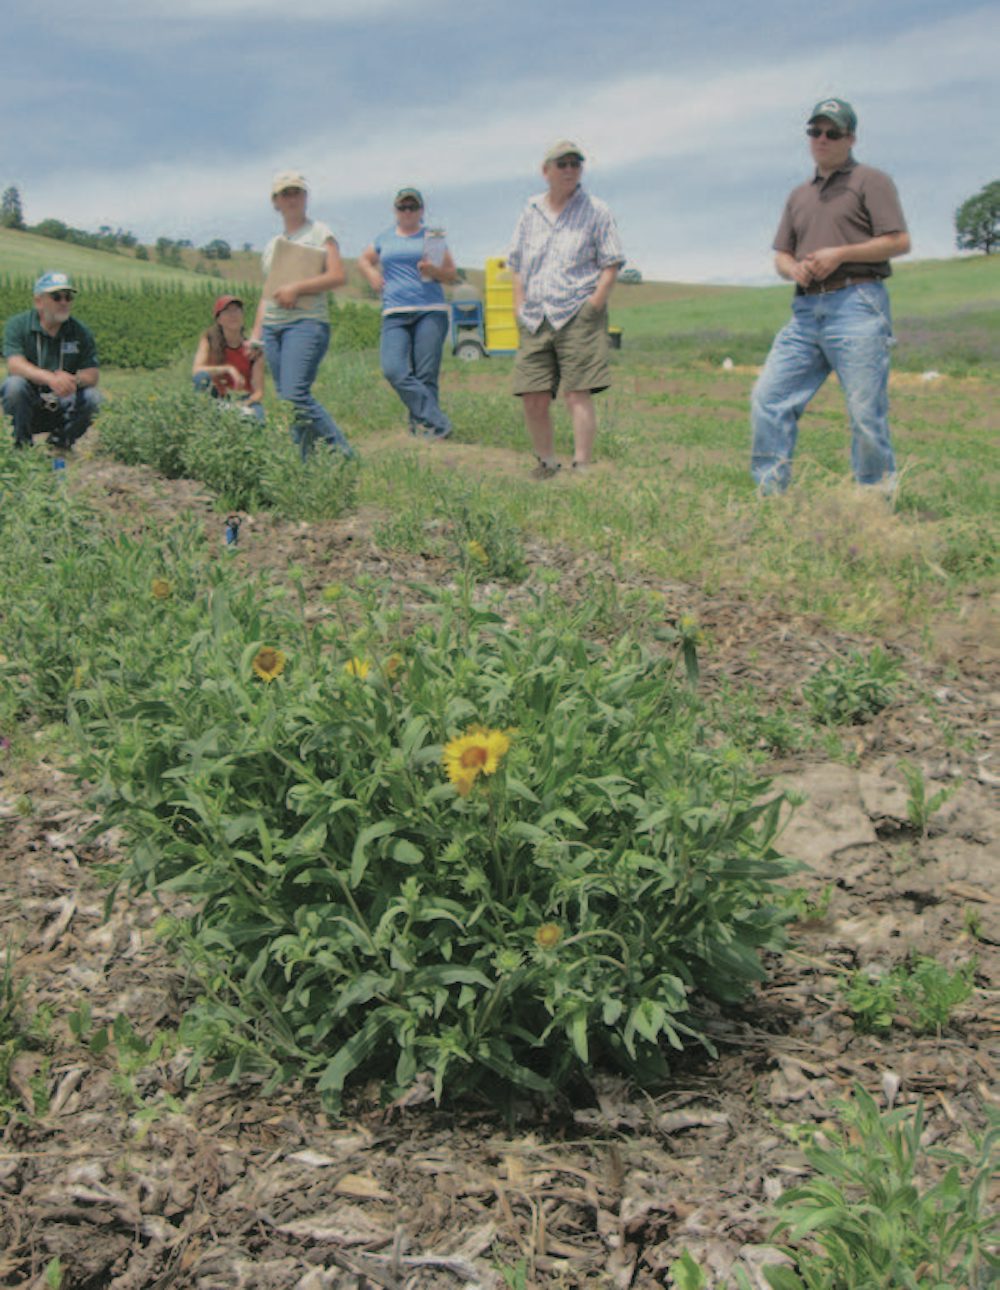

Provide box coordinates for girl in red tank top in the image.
[192,296,265,421]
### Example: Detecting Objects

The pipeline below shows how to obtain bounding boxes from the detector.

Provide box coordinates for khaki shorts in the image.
[512,301,611,397]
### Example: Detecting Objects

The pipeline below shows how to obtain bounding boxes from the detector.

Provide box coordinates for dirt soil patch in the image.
[1,448,997,1287]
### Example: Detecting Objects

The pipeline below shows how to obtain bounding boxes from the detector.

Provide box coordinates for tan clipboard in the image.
[262,237,327,307]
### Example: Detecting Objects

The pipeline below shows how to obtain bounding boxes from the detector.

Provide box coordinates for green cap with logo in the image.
[808,98,857,133]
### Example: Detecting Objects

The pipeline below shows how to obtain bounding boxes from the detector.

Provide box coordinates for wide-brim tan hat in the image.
[271,170,309,196]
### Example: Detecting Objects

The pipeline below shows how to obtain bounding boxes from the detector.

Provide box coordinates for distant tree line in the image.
[1,184,241,267]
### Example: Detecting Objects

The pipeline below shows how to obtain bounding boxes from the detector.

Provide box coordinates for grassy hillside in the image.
[0,227,219,289]
[610,255,1000,373]
[0,228,377,301]
[611,255,1000,333]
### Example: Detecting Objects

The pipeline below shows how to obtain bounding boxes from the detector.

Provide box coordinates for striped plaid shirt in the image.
[507,186,624,332]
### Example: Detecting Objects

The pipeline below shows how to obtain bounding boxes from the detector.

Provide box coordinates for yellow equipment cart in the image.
[450,256,518,360]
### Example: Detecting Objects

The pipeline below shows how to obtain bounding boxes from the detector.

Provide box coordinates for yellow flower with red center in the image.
[151,578,173,600]
[344,657,370,679]
[443,725,511,796]
[252,647,286,683]
[384,653,404,679]
[535,923,562,950]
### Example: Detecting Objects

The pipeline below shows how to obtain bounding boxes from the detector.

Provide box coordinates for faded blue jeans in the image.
[750,281,896,494]
[380,310,451,437]
[1,376,103,447]
[263,319,352,459]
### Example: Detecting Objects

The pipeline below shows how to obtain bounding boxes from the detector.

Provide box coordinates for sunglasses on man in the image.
[277,187,304,197]
[395,202,421,212]
[806,126,846,140]
[554,157,583,169]
[46,292,75,303]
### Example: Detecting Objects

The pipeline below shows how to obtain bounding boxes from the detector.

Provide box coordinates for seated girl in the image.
[192,295,265,422]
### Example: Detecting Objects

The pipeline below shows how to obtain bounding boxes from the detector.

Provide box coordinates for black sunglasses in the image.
[277,186,304,197]
[806,126,846,140]
[47,292,75,303]
[395,202,421,212]
[555,157,583,169]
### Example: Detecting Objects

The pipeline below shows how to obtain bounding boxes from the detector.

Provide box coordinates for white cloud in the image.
[68,0,444,17]
[19,8,998,279]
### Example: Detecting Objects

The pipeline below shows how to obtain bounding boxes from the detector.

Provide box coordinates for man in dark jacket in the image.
[2,271,102,448]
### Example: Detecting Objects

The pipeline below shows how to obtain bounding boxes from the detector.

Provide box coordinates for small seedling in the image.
[901,955,975,1033]
[898,759,961,835]
[781,883,833,924]
[962,907,984,941]
[841,955,975,1034]
[841,968,901,1032]
[803,647,901,725]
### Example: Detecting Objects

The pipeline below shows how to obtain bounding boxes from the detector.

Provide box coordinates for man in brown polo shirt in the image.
[750,97,911,494]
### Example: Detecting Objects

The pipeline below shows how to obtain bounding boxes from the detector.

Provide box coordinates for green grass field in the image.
[5,223,998,637]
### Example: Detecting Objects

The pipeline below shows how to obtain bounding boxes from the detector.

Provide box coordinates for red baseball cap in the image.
[213,295,243,318]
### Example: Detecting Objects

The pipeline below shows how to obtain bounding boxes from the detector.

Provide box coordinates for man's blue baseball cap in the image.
[33,271,76,296]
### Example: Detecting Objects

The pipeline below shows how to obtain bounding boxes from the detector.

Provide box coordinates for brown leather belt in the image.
[798,274,879,296]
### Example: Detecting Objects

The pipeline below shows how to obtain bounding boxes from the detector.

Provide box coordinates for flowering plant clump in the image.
[63,566,798,1113]
[1,459,796,1111]
[0,442,797,1113]
[252,647,286,683]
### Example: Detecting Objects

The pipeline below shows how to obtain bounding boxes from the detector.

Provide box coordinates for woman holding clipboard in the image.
[251,171,352,458]
[357,187,457,439]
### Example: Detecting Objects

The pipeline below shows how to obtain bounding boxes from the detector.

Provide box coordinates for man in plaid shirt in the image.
[507,140,624,478]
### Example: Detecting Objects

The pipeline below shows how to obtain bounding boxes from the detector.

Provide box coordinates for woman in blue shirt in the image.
[358,188,457,439]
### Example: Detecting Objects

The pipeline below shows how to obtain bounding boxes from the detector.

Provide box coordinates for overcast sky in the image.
[2,0,996,283]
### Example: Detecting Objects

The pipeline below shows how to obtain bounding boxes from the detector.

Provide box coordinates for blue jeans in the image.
[263,320,351,459]
[1,376,103,447]
[192,372,266,423]
[750,282,896,493]
[380,311,451,436]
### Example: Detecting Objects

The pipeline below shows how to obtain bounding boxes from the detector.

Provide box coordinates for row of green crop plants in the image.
[0,276,381,368]
[96,389,360,517]
[1,435,797,1109]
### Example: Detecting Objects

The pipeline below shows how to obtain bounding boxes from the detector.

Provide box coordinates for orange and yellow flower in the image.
[384,653,404,679]
[344,657,371,679]
[535,923,562,950]
[151,578,173,600]
[252,646,286,683]
[443,724,511,796]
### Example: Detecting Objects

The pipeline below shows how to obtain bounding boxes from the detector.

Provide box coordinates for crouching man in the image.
[2,272,103,449]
